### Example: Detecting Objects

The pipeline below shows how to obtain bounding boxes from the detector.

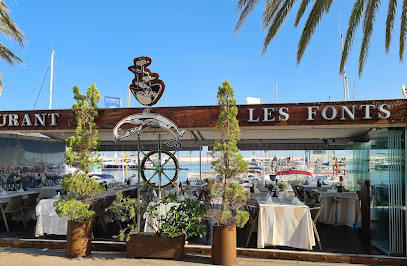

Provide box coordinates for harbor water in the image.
[101,163,212,183]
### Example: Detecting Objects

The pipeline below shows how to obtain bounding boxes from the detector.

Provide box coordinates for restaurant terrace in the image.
[0,98,406,264]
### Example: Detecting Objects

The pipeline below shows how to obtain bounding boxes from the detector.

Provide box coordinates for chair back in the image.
[23,193,40,208]
[309,205,322,223]
[296,186,305,201]
[90,198,105,216]
[103,195,116,209]
[5,196,23,212]
[122,189,132,198]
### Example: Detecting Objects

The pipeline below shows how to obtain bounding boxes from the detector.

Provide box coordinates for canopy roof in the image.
[0,99,405,151]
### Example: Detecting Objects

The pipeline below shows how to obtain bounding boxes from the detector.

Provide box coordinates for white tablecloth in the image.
[27,185,63,199]
[35,198,69,236]
[257,198,315,250]
[301,184,331,189]
[0,191,36,201]
[143,202,180,233]
[318,191,361,225]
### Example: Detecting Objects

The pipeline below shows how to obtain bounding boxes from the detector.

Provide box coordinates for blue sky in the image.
[0,1,406,111]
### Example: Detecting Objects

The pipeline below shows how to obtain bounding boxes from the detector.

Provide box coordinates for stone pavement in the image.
[0,247,365,266]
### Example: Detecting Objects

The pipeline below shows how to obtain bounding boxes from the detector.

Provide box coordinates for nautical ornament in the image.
[113,108,185,151]
[128,56,165,106]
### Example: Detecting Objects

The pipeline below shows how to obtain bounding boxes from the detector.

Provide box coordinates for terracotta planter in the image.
[126,233,185,260]
[211,225,236,265]
[66,221,92,258]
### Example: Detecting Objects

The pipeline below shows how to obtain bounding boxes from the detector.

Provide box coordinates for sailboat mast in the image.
[49,50,54,109]
[340,35,349,101]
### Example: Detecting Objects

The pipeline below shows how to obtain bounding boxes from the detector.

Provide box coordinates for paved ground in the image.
[0,247,366,266]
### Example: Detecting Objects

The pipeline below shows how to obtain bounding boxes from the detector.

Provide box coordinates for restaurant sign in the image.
[0,112,60,127]
[247,103,391,122]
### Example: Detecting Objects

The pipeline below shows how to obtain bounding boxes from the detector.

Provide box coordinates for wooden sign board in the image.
[0,99,405,131]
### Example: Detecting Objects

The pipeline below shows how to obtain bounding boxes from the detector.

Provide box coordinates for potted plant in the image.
[206,81,249,265]
[276,181,288,191]
[108,192,205,260]
[54,84,105,258]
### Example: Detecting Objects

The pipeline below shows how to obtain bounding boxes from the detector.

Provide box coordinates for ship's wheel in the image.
[140,149,179,189]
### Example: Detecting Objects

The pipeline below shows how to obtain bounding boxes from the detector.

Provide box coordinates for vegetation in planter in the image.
[276,181,288,191]
[54,84,105,223]
[205,80,249,228]
[106,191,143,241]
[108,192,205,241]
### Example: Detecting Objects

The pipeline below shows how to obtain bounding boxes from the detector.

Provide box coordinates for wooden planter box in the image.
[126,233,185,260]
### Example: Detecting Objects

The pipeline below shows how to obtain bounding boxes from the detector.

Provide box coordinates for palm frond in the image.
[340,0,366,73]
[385,0,397,53]
[294,0,312,27]
[400,0,407,61]
[358,0,380,77]
[235,0,260,34]
[0,1,27,48]
[262,0,297,55]
[0,42,24,66]
[297,0,333,65]
[261,0,283,30]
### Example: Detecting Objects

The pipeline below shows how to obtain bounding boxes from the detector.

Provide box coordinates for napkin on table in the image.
[291,197,301,205]
[18,188,24,192]
[263,193,272,203]
[54,192,60,199]
[0,190,7,195]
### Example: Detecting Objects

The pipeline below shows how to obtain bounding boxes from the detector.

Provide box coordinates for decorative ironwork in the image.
[113,108,185,151]
[128,56,165,106]
[113,56,186,195]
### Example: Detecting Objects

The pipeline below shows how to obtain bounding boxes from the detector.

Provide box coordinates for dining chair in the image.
[90,198,106,233]
[0,196,26,232]
[22,192,40,220]
[296,186,305,201]
[244,204,259,247]
[309,205,322,251]
[103,195,117,226]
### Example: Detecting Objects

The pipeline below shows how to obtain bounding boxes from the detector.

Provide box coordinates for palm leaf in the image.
[400,0,407,60]
[0,42,24,66]
[297,0,333,65]
[261,0,283,30]
[385,0,397,53]
[0,1,27,48]
[340,0,366,74]
[262,0,297,55]
[294,0,313,27]
[358,0,380,77]
[235,0,260,34]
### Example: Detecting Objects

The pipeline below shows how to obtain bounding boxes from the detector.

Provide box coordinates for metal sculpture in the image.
[128,56,165,106]
[113,108,185,150]
[113,56,186,195]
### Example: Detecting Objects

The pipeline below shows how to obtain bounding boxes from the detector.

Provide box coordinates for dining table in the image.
[35,185,139,236]
[0,190,37,202]
[27,185,63,199]
[35,198,69,236]
[143,201,180,233]
[317,190,361,225]
[256,197,315,250]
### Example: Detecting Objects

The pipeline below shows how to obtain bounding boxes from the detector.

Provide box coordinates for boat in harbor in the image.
[102,158,138,169]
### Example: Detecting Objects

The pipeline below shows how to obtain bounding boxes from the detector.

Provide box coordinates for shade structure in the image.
[276,170,312,176]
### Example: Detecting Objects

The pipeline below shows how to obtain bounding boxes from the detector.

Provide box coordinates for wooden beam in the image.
[0,99,406,131]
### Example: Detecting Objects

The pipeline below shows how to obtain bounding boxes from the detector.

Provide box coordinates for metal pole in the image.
[199,140,202,182]
[125,85,130,182]
[137,135,141,230]
[49,50,54,109]
[127,83,131,107]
